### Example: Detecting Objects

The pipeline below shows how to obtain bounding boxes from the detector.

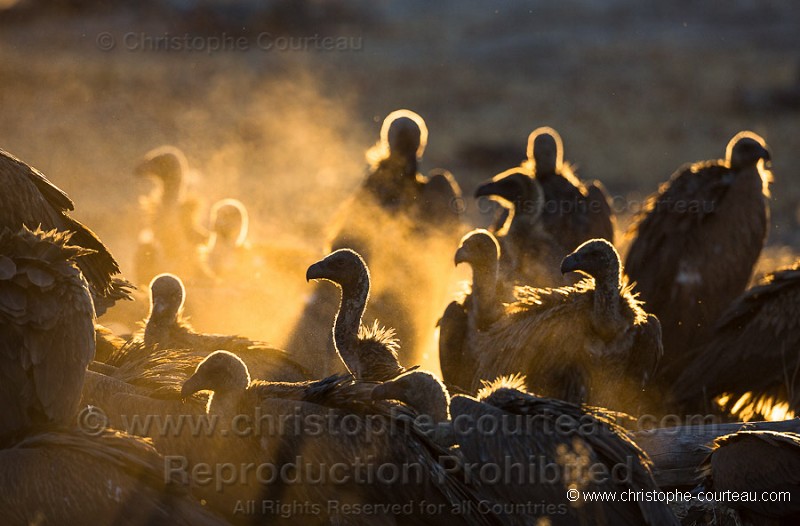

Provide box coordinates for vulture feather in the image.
[442,230,662,411]
[136,273,310,382]
[702,430,800,524]
[306,249,407,382]
[0,226,95,444]
[670,262,800,419]
[0,427,227,525]
[133,145,208,285]
[285,110,463,374]
[0,147,131,312]
[181,350,500,526]
[474,169,565,288]
[503,127,615,249]
[625,131,771,382]
[375,372,678,526]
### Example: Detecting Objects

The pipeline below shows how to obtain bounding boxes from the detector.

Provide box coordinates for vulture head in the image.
[371,370,451,423]
[454,229,500,271]
[474,168,544,219]
[210,198,248,247]
[560,238,621,285]
[306,249,369,292]
[381,109,428,160]
[134,145,188,198]
[526,126,564,175]
[181,350,251,399]
[726,131,771,170]
[148,273,185,324]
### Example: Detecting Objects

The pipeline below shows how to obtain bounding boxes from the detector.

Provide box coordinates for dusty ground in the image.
[1,1,798,365]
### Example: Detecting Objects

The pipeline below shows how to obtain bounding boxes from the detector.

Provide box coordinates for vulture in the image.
[702,431,800,525]
[494,127,614,249]
[474,168,566,288]
[181,350,500,526]
[669,262,800,420]
[441,230,662,410]
[133,145,208,285]
[135,272,309,382]
[374,373,679,526]
[625,131,772,382]
[199,197,250,281]
[94,323,128,364]
[0,226,95,445]
[306,248,406,382]
[0,147,131,314]
[285,110,463,373]
[0,428,227,526]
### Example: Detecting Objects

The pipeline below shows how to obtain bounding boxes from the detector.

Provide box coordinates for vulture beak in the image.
[151,297,167,317]
[180,374,204,401]
[305,260,326,282]
[474,177,515,201]
[454,245,469,266]
[560,252,582,275]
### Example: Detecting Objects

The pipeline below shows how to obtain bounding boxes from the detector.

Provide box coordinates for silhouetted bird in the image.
[626,131,771,384]
[475,168,566,288]
[0,147,131,314]
[134,273,309,382]
[702,431,800,525]
[670,261,800,420]
[441,230,662,411]
[133,145,208,285]
[306,249,406,382]
[0,227,95,445]
[373,373,679,526]
[181,350,499,526]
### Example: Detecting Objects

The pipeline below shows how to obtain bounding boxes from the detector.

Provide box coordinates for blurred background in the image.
[1,0,798,362]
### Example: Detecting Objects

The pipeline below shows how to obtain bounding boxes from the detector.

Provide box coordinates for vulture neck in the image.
[591,266,625,339]
[333,273,370,376]
[160,176,182,206]
[472,260,502,329]
[144,314,174,347]
[207,388,246,420]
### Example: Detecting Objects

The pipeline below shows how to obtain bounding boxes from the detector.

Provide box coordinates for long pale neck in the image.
[472,261,501,329]
[592,266,623,337]
[333,274,370,374]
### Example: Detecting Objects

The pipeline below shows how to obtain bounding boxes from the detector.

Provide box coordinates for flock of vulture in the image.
[0,107,798,526]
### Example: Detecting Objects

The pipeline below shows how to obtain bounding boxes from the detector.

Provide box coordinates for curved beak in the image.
[180,374,204,401]
[474,177,515,201]
[306,260,326,282]
[560,252,581,275]
[454,245,469,266]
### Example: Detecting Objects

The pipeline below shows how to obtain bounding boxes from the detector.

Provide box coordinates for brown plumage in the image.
[439,229,506,393]
[375,373,678,526]
[137,273,309,382]
[306,249,405,382]
[702,431,800,525]
[134,146,208,285]
[286,110,463,374]
[443,231,662,410]
[625,131,772,383]
[181,350,499,526]
[198,198,250,281]
[670,262,800,419]
[0,427,227,525]
[475,168,566,288]
[94,324,128,364]
[0,227,95,445]
[513,127,615,250]
[0,147,131,314]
